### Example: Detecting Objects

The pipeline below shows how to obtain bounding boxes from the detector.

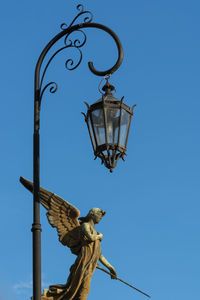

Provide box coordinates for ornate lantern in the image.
[83,79,136,172]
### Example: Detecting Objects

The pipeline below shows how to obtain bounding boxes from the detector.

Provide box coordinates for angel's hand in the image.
[97,233,103,241]
[109,266,117,279]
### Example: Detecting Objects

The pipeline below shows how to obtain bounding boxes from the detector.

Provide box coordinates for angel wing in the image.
[20,177,81,254]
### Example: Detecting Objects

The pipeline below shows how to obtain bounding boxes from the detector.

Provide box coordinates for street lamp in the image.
[31,4,135,300]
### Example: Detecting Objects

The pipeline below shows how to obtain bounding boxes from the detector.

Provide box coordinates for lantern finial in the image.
[102,79,115,94]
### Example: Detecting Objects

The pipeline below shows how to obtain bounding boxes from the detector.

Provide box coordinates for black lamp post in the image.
[32,4,135,300]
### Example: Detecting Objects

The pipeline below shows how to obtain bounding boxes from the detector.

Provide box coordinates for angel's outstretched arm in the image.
[99,253,117,279]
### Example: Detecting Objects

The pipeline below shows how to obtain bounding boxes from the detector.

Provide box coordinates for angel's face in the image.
[89,208,106,224]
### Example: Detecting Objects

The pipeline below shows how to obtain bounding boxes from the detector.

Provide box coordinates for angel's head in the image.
[79,208,106,224]
[88,208,106,224]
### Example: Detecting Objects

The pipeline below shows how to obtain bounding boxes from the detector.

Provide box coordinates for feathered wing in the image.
[20,177,81,253]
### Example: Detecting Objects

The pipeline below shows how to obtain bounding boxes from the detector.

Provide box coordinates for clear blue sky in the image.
[1,0,200,299]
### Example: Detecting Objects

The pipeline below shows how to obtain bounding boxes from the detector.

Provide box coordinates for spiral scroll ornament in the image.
[60,4,93,30]
[38,4,93,106]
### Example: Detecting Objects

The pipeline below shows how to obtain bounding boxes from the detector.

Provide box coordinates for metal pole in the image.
[32,88,42,300]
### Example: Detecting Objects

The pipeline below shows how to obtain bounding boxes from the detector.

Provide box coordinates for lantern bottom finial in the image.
[95,144,126,172]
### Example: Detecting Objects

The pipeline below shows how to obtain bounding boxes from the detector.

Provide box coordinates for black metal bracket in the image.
[34,3,124,125]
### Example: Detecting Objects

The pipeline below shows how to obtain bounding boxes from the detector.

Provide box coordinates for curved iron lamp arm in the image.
[35,23,123,116]
[32,4,123,300]
[36,22,123,84]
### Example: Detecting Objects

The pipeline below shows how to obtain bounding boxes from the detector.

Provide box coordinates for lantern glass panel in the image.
[88,116,96,150]
[91,109,105,146]
[105,107,120,144]
[120,109,130,147]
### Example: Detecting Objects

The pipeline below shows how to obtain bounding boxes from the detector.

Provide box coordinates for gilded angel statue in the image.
[20,177,117,300]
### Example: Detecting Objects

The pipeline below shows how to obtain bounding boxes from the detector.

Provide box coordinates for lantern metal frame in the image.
[84,80,136,172]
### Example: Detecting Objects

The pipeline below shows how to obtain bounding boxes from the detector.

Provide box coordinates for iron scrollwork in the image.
[36,3,123,111]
